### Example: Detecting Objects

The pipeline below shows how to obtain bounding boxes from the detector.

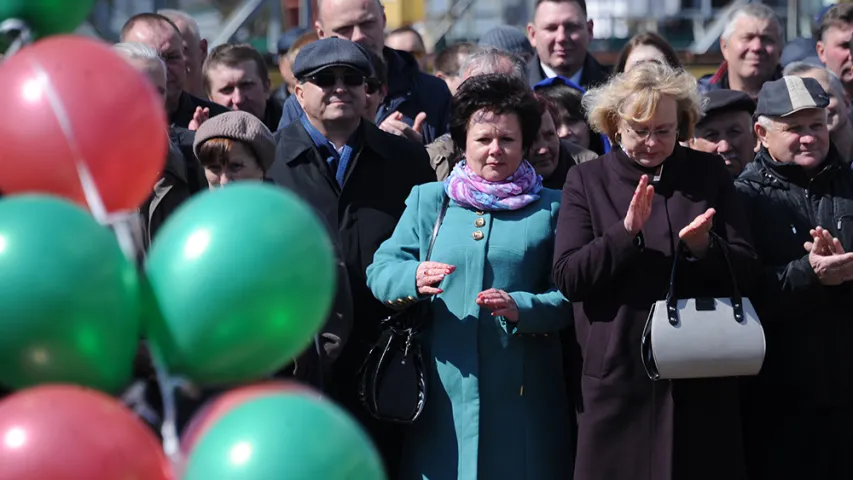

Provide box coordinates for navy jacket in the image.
[277,47,451,144]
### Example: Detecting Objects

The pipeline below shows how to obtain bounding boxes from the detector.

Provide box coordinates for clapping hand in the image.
[804,226,853,285]
[476,289,519,323]
[679,208,716,257]
[624,175,655,236]
[379,111,426,144]
[188,106,209,131]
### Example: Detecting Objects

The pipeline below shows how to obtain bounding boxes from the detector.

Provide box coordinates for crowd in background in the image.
[47,0,853,479]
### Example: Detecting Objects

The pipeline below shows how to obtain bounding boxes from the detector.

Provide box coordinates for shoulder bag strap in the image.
[425,195,450,262]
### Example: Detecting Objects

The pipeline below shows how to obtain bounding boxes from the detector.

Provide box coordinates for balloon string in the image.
[0,18,32,57]
[29,56,140,260]
[154,362,185,472]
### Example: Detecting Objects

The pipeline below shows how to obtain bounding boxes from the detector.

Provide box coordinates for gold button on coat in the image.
[475,211,485,216]
[472,231,484,240]
[474,218,486,228]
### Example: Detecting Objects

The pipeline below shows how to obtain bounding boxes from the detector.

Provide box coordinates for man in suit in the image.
[526,0,610,90]
[266,37,435,474]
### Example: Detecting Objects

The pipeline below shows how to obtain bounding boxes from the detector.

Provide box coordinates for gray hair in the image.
[721,4,783,41]
[157,9,200,40]
[113,42,165,67]
[460,47,527,84]
[783,61,847,102]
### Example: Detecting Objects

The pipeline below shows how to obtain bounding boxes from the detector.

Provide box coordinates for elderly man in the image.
[425,47,528,179]
[120,13,226,129]
[276,0,451,144]
[158,9,208,98]
[699,4,783,99]
[689,90,756,177]
[785,61,853,164]
[526,0,609,89]
[266,38,435,474]
[736,76,853,480]
[816,4,853,99]
[203,43,282,132]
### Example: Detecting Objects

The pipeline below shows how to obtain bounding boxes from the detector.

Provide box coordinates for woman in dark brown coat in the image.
[552,63,759,480]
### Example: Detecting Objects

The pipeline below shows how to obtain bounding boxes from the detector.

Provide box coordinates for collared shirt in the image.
[299,116,361,186]
[540,61,584,86]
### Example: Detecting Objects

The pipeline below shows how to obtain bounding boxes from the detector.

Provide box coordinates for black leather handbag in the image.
[358,195,449,424]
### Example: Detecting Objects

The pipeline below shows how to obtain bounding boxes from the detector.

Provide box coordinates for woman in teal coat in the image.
[367,75,573,480]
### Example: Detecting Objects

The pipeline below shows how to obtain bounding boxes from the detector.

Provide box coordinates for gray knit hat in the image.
[193,111,277,171]
[478,26,535,59]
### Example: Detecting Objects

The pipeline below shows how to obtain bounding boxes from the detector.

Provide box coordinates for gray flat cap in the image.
[292,37,374,80]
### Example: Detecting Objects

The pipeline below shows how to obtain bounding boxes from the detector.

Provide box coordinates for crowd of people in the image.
[36,0,853,479]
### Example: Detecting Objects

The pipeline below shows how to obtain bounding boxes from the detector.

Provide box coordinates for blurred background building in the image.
[84,0,835,70]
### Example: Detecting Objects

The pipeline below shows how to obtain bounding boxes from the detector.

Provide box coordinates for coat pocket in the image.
[581,321,613,379]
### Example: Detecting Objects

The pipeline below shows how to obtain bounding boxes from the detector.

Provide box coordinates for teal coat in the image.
[366,183,573,480]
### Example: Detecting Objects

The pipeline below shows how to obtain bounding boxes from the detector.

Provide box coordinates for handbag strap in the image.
[425,195,450,262]
[664,230,745,325]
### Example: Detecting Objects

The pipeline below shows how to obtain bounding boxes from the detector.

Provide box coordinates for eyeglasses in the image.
[304,72,365,89]
[365,78,383,94]
[622,123,677,142]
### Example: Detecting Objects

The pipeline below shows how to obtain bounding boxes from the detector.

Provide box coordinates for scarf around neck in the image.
[444,160,543,211]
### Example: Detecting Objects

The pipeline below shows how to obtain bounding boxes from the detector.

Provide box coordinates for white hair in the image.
[113,42,166,80]
[460,47,528,83]
[783,61,847,103]
[157,9,200,40]
[721,4,783,41]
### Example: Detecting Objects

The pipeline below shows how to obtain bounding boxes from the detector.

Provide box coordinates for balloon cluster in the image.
[0,3,385,479]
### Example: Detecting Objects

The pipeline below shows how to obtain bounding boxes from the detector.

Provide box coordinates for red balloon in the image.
[0,385,173,480]
[0,35,167,213]
[181,380,318,455]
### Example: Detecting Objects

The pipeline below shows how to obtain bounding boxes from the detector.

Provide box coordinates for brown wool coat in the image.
[552,145,759,480]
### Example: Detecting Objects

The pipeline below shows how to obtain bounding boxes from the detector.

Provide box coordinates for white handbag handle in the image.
[664,231,745,326]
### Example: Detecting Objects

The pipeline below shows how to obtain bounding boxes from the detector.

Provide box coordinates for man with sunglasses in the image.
[276,0,452,145]
[266,37,435,475]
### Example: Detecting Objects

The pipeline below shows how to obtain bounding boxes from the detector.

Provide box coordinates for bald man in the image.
[158,9,208,98]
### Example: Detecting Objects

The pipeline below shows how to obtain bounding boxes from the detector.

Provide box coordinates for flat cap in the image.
[756,76,829,117]
[292,37,374,80]
[193,111,277,171]
[277,27,308,54]
[699,90,755,124]
[479,26,535,59]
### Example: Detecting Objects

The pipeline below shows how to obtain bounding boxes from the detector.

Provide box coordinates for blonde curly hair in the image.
[583,62,702,143]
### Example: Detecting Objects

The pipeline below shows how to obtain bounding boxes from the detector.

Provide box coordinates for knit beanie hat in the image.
[478,26,535,59]
[193,111,277,171]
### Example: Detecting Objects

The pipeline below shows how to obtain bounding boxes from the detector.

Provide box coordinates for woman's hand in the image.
[624,175,655,236]
[416,261,455,295]
[679,208,716,257]
[476,289,519,323]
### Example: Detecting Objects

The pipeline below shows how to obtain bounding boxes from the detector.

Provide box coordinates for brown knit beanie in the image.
[193,111,276,170]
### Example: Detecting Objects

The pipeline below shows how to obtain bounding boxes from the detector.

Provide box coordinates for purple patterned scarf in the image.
[444,160,543,211]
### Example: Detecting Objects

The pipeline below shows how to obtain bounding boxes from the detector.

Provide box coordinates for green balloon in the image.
[184,393,387,480]
[0,0,96,38]
[145,183,335,386]
[0,196,140,393]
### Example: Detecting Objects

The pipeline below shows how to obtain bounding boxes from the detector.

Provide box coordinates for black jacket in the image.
[277,48,452,144]
[735,148,853,406]
[527,53,611,90]
[266,119,436,371]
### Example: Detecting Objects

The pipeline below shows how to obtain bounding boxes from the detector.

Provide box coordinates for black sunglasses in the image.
[304,72,365,88]
[366,78,383,94]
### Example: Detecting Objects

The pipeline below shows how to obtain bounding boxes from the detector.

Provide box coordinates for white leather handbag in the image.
[641,233,766,380]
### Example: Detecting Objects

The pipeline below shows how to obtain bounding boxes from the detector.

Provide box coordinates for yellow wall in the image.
[383,0,424,30]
